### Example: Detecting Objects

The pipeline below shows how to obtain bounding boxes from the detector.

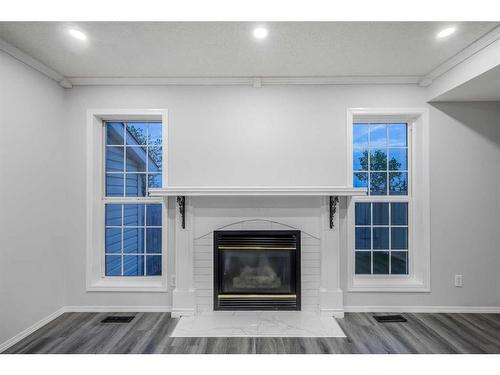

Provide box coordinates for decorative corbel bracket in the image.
[176,196,186,229]
[329,196,339,229]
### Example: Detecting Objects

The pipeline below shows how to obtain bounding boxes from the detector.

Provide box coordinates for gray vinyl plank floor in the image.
[3,312,500,354]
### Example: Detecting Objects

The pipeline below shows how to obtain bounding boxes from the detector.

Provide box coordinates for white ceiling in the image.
[0,22,497,78]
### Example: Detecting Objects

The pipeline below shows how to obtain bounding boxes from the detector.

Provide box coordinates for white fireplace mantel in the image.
[149,186,367,197]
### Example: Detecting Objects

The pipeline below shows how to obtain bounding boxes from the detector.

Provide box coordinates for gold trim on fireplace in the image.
[218,246,296,250]
[218,294,296,299]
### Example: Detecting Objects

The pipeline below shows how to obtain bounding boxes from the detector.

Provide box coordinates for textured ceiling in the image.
[0,22,497,78]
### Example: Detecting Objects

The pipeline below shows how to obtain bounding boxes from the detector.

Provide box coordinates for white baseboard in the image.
[0,306,66,353]
[64,305,172,313]
[344,305,500,313]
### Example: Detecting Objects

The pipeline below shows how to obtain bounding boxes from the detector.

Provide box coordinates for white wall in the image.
[64,84,429,309]
[0,51,66,345]
[166,87,349,187]
[63,85,500,310]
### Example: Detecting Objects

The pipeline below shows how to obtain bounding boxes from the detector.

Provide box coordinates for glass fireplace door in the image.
[220,249,295,294]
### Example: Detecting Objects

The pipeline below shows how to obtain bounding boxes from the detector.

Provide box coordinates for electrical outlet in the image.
[454,274,463,287]
[171,275,176,286]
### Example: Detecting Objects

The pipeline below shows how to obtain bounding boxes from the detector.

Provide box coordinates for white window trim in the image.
[346,108,430,292]
[86,108,169,292]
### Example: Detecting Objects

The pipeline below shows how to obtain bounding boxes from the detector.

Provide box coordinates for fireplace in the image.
[213,230,301,310]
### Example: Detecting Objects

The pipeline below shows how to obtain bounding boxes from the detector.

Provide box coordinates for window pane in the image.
[353,124,369,148]
[124,204,145,226]
[123,255,145,276]
[373,251,389,274]
[148,123,162,145]
[352,122,411,279]
[355,252,371,274]
[126,146,147,172]
[370,149,387,171]
[106,174,124,197]
[148,174,162,189]
[148,147,162,172]
[391,203,408,225]
[146,228,162,253]
[353,149,367,171]
[389,124,407,147]
[105,255,121,276]
[355,203,371,225]
[355,227,371,249]
[370,172,387,195]
[106,147,124,172]
[103,122,163,279]
[372,203,389,225]
[388,148,407,171]
[106,122,125,145]
[391,251,408,274]
[126,122,147,145]
[354,172,368,188]
[369,124,387,148]
[373,227,389,249]
[146,255,162,276]
[146,204,162,226]
[105,204,122,226]
[123,228,144,253]
[389,172,408,195]
[391,227,408,249]
[105,228,121,253]
[125,174,146,197]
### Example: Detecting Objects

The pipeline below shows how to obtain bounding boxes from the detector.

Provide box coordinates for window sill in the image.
[348,275,430,293]
[87,276,168,293]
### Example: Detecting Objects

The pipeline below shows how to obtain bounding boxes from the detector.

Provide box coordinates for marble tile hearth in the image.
[170,311,346,338]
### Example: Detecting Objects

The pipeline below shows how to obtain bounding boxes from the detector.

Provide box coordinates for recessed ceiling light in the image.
[253,27,268,40]
[436,27,456,39]
[68,28,87,41]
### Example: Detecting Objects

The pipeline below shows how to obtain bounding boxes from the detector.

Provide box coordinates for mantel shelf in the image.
[148,186,367,197]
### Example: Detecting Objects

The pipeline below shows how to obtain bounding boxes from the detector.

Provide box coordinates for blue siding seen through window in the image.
[105,122,162,197]
[105,204,162,276]
[104,120,163,277]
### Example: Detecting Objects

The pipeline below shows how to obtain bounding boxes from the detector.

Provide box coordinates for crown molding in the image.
[68,75,421,86]
[419,24,500,87]
[0,38,72,88]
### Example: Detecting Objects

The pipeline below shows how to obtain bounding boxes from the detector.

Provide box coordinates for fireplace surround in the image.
[144,194,360,317]
[213,230,301,310]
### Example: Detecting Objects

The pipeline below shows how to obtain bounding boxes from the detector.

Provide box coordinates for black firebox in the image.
[213,230,301,310]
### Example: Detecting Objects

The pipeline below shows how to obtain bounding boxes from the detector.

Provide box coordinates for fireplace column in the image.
[171,196,196,317]
[319,196,344,317]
